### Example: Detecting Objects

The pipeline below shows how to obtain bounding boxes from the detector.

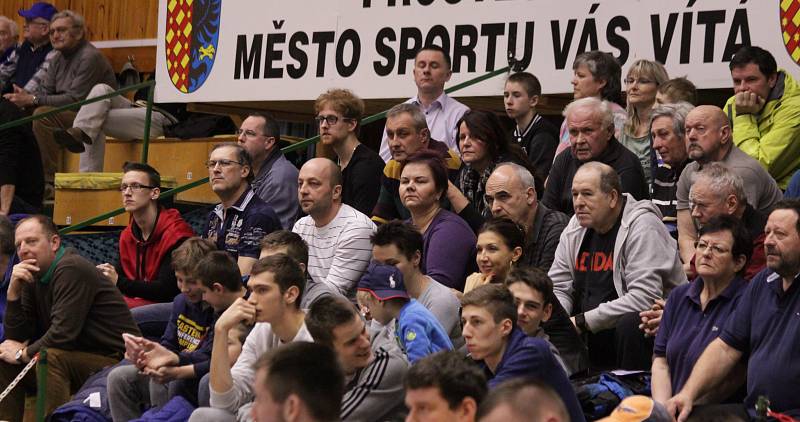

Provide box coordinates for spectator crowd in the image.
[2,3,800,422]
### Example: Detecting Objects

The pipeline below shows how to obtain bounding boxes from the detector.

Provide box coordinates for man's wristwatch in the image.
[14,348,24,363]
[31,95,39,107]
[575,313,588,333]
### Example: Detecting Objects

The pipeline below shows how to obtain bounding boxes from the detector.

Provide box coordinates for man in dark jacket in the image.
[0,215,140,420]
[460,284,585,422]
[543,97,648,216]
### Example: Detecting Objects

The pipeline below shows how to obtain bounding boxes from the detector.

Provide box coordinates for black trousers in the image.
[586,311,654,371]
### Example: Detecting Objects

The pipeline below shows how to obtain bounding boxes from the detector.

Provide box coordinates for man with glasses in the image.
[3,10,116,197]
[549,162,685,370]
[236,112,298,229]
[0,2,56,95]
[676,105,781,271]
[95,162,194,311]
[314,88,383,216]
[203,143,281,276]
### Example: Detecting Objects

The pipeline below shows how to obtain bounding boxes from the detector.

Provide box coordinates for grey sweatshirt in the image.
[549,193,687,332]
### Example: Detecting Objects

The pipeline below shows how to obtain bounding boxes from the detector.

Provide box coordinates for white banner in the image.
[155,0,800,103]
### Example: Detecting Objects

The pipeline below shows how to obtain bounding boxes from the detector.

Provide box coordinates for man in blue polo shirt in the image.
[667,199,800,420]
[203,143,281,276]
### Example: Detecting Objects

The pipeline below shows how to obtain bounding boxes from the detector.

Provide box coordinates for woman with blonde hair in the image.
[619,59,669,185]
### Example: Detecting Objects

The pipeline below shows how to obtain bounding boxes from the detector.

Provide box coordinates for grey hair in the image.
[650,101,695,140]
[495,162,535,190]
[690,162,747,205]
[0,16,19,39]
[579,161,621,195]
[51,10,85,37]
[385,103,429,133]
[563,97,614,132]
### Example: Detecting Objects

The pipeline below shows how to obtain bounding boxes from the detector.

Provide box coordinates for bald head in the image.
[485,163,537,227]
[302,158,342,188]
[298,158,343,224]
[685,105,732,163]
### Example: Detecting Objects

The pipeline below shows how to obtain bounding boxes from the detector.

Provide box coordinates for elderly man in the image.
[676,105,781,266]
[0,215,140,420]
[372,103,461,224]
[236,112,299,229]
[650,102,694,238]
[0,16,17,64]
[667,199,800,421]
[543,97,648,216]
[3,10,116,192]
[685,164,767,280]
[549,162,685,370]
[292,158,375,299]
[724,46,800,190]
[0,2,56,94]
[379,45,469,161]
[203,143,281,276]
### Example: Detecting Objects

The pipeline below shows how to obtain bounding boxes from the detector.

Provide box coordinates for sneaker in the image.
[54,127,92,153]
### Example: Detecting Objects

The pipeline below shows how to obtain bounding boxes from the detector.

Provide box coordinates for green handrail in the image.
[51,66,510,234]
[0,80,155,132]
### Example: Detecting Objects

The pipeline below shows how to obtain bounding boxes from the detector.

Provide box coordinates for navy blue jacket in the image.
[481,326,586,422]
[160,293,215,378]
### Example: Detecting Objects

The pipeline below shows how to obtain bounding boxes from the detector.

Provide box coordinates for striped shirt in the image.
[293,204,376,298]
[341,336,408,421]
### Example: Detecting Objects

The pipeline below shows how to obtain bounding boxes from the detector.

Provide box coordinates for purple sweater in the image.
[417,209,476,291]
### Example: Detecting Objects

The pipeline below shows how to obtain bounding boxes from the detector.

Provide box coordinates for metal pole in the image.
[35,349,47,422]
[141,82,156,163]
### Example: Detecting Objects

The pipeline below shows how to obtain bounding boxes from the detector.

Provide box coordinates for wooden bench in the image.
[60,136,237,206]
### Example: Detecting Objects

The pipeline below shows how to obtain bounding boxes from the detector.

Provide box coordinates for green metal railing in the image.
[1,67,511,235]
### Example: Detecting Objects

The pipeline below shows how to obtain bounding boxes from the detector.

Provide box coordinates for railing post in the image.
[141,82,156,163]
[35,348,47,422]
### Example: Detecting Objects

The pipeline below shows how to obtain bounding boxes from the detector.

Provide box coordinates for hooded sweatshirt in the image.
[118,208,195,307]
[549,194,687,332]
[725,70,800,189]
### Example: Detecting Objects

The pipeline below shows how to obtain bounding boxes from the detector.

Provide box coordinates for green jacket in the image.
[725,70,800,189]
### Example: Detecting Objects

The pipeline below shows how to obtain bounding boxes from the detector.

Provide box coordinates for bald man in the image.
[675,105,781,267]
[292,158,376,299]
[549,162,685,370]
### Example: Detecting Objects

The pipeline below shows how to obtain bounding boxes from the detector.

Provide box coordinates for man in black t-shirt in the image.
[548,162,686,370]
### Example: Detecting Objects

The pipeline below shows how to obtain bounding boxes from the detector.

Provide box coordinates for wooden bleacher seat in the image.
[61,135,238,205]
[54,172,177,227]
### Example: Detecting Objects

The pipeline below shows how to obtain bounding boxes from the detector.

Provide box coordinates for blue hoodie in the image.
[481,326,585,422]
[395,299,453,363]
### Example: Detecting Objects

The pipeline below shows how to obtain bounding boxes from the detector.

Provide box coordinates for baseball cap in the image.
[19,3,58,22]
[357,263,409,301]
[598,396,672,422]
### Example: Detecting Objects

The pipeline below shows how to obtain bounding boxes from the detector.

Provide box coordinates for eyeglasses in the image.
[119,183,157,192]
[695,240,731,256]
[315,115,350,126]
[235,128,265,138]
[23,20,48,28]
[205,159,243,169]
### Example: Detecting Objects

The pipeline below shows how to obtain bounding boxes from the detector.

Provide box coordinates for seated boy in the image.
[190,253,312,422]
[107,238,232,420]
[504,266,576,376]
[258,229,339,308]
[460,284,585,422]
[357,263,453,363]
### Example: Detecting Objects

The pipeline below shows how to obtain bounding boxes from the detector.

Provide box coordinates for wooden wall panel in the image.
[1,0,158,41]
